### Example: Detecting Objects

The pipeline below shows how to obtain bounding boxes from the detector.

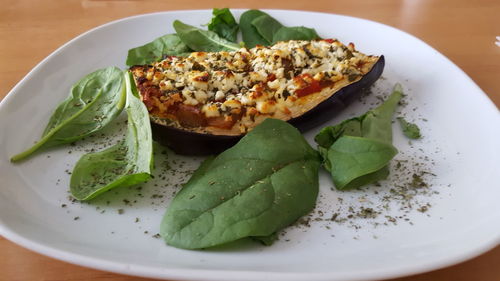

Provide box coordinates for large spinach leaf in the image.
[250,14,283,43]
[315,84,403,189]
[173,20,240,52]
[206,8,239,43]
[11,67,126,162]
[70,73,153,200]
[240,10,321,47]
[239,9,271,47]
[272,26,320,43]
[126,34,192,66]
[160,119,320,249]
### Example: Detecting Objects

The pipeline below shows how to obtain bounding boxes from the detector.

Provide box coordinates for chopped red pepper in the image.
[267,73,276,82]
[207,116,235,129]
[294,74,334,98]
[295,80,322,97]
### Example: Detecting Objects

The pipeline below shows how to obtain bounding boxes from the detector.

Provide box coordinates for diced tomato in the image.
[194,73,209,82]
[207,116,235,129]
[140,86,161,109]
[295,80,322,97]
[356,60,367,69]
[175,104,207,127]
[294,74,334,98]
[267,73,276,82]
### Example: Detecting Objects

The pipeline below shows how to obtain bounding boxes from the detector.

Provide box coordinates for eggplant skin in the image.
[152,122,240,155]
[152,56,385,155]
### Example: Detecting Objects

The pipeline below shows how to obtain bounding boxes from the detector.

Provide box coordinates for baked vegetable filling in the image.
[130,39,379,135]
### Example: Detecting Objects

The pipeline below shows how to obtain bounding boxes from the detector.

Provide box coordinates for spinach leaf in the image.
[251,14,283,43]
[340,166,390,190]
[315,84,403,189]
[126,34,192,66]
[327,136,397,189]
[11,67,126,162]
[160,119,320,249]
[240,10,321,47]
[315,84,403,146]
[272,26,320,43]
[361,85,403,143]
[173,20,240,52]
[206,8,239,43]
[239,9,271,47]
[397,117,422,139]
[315,118,362,150]
[70,73,153,200]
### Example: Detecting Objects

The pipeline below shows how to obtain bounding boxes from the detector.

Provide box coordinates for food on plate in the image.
[160,118,320,249]
[70,73,153,201]
[206,8,239,43]
[126,34,192,66]
[239,9,320,48]
[10,67,126,162]
[9,8,410,251]
[161,87,403,249]
[130,39,384,154]
[315,84,402,189]
[172,20,241,52]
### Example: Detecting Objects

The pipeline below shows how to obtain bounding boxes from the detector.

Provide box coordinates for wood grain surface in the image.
[1,0,499,280]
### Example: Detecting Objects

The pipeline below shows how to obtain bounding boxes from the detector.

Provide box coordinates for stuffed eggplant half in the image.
[130,39,384,155]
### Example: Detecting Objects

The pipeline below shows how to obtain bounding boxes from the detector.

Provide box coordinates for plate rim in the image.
[1,9,499,281]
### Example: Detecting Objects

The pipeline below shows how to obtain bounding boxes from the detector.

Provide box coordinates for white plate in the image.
[1,9,499,281]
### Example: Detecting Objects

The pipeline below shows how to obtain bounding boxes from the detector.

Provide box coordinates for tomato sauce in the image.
[294,74,333,98]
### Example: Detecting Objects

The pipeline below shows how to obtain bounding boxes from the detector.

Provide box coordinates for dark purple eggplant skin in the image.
[152,56,385,155]
[151,122,240,155]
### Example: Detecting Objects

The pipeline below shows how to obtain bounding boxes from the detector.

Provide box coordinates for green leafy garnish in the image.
[315,84,403,189]
[206,8,239,42]
[272,26,320,43]
[160,119,320,249]
[326,136,397,189]
[69,73,153,201]
[397,117,422,139]
[240,9,321,48]
[250,14,284,43]
[126,34,192,66]
[11,67,126,162]
[239,9,271,48]
[173,20,240,52]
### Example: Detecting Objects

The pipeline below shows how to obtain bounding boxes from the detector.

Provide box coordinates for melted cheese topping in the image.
[130,39,379,134]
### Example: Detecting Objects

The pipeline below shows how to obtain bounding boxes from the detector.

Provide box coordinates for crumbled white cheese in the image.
[135,40,375,123]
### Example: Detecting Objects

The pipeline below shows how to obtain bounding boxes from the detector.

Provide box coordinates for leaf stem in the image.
[10,89,104,162]
[10,140,47,162]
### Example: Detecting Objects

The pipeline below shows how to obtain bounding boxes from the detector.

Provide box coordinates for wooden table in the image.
[1,0,499,280]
